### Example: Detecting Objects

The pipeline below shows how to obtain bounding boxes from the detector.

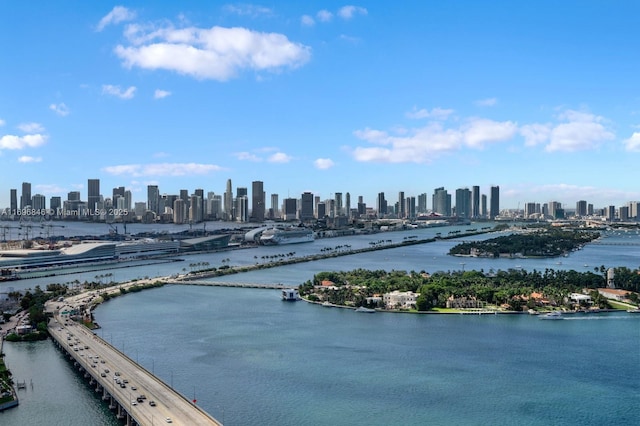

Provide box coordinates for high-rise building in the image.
[87,179,100,214]
[50,196,61,216]
[300,192,314,221]
[525,202,537,218]
[283,198,297,221]
[398,191,405,218]
[480,194,487,217]
[270,194,279,219]
[472,186,480,218]
[21,182,31,209]
[606,205,616,221]
[68,191,81,201]
[251,181,265,222]
[194,189,204,220]
[627,201,640,219]
[548,201,562,219]
[406,196,416,219]
[377,192,387,217]
[345,192,351,219]
[10,189,17,215]
[334,192,343,217]
[32,194,46,210]
[147,185,159,214]
[619,206,629,221]
[173,199,185,224]
[317,202,326,219]
[190,194,203,223]
[224,179,233,221]
[417,193,427,214]
[235,196,248,222]
[576,200,588,217]
[455,188,471,219]
[489,186,500,219]
[432,187,451,216]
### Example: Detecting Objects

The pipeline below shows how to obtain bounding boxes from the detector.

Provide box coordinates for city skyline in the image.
[2,2,640,209]
[4,177,640,221]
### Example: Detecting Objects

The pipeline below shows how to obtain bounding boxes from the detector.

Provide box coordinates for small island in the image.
[448,228,599,258]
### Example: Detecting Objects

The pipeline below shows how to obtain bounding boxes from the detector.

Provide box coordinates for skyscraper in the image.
[432,187,451,216]
[87,179,100,214]
[21,182,31,209]
[224,179,233,221]
[455,188,471,219]
[417,193,427,214]
[398,191,405,218]
[270,194,279,219]
[377,192,387,217]
[334,192,343,217]
[147,185,159,214]
[251,181,265,222]
[194,188,204,220]
[489,186,500,219]
[576,200,588,217]
[472,186,480,218]
[10,189,17,215]
[300,192,314,221]
[345,192,351,219]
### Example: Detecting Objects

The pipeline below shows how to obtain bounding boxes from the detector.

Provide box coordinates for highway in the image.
[46,293,222,426]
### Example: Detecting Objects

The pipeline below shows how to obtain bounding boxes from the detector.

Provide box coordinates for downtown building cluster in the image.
[4,179,640,225]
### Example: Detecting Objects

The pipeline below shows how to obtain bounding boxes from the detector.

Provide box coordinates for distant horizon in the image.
[2,3,639,211]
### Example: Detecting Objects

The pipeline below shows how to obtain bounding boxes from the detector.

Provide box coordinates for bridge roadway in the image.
[46,296,222,426]
[174,279,286,289]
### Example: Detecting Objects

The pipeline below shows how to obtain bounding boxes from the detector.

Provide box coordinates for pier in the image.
[46,298,222,426]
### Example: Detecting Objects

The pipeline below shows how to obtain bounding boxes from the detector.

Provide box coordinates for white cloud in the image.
[462,118,518,148]
[97,6,136,32]
[317,10,333,22]
[114,24,311,81]
[0,119,5,126]
[102,162,223,177]
[520,123,552,146]
[223,4,273,17]
[314,158,335,169]
[267,152,292,163]
[351,117,517,163]
[339,34,361,44]
[154,89,171,99]
[546,110,614,152]
[18,122,45,133]
[235,151,262,162]
[102,84,137,99]
[18,155,42,163]
[338,5,368,19]
[0,134,47,150]
[49,103,70,116]
[406,107,454,120]
[623,132,640,152]
[475,97,498,107]
[301,15,315,26]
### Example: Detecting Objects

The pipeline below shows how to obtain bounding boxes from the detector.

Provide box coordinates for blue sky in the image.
[1,1,639,211]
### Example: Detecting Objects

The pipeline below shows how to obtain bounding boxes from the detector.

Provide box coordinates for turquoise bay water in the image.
[94,285,640,426]
[3,226,640,425]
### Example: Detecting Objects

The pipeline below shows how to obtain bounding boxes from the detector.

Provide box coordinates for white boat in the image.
[259,227,314,245]
[540,311,564,320]
[626,308,640,313]
[355,306,376,313]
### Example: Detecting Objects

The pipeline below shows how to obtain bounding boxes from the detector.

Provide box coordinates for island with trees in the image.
[448,228,600,258]
[298,266,640,312]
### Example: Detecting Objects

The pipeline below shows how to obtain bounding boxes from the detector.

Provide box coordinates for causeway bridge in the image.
[172,280,287,289]
[46,296,222,426]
